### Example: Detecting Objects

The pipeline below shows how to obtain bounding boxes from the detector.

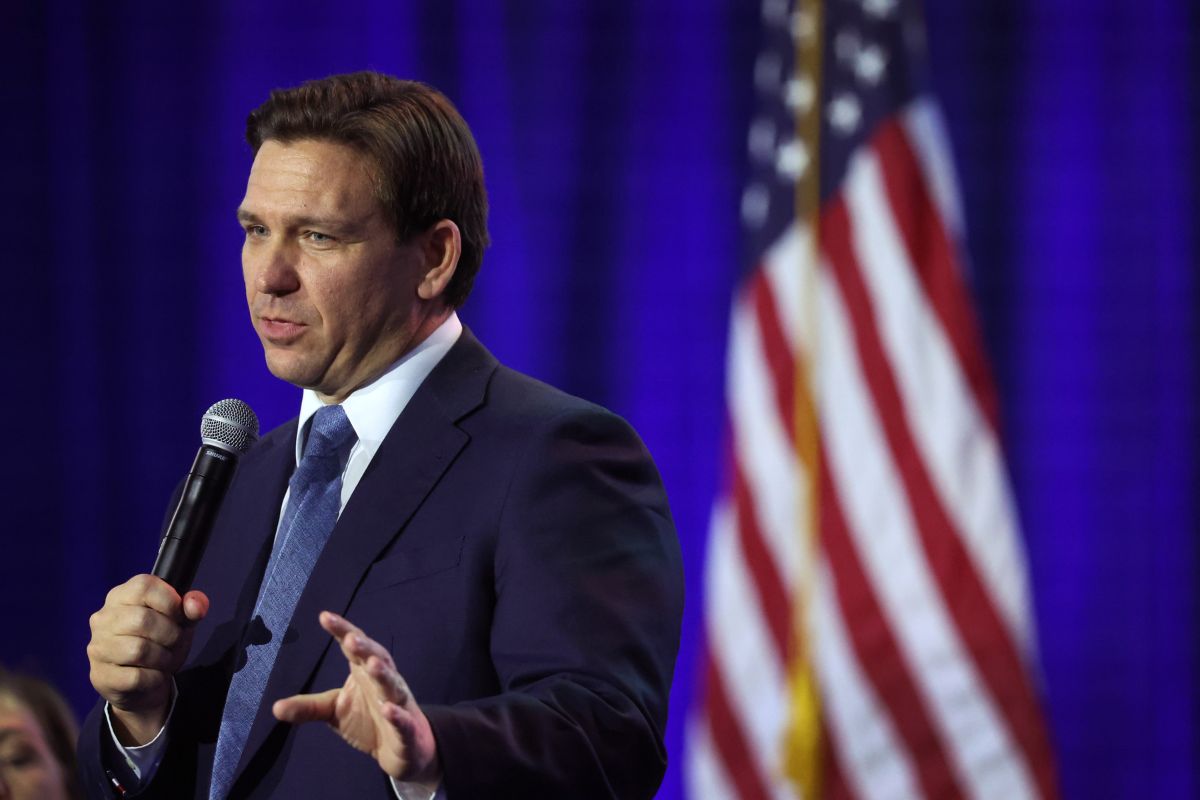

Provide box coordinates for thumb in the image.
[182,590,210,623]
[273,689,340,725]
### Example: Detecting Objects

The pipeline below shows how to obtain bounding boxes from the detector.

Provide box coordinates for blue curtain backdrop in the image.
[1,1,1195,798]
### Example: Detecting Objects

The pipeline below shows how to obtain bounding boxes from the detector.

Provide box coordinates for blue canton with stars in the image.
[741,0,931,272]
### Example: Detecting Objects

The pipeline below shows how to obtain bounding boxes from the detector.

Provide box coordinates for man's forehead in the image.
[250,138,375,180]
[240,139,381,221]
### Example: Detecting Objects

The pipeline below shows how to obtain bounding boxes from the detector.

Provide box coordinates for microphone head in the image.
[200,399,260,455]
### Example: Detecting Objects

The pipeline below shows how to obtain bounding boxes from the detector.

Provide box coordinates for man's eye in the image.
[305,231,334,244]
[245,224,267,238]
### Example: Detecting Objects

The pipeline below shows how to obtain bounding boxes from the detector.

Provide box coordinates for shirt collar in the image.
[294,312,463,464]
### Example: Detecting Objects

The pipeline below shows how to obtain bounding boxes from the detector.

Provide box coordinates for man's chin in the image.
[264,353,321,391]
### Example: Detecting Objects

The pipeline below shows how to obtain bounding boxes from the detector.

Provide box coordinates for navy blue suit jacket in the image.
[79,329,684,799]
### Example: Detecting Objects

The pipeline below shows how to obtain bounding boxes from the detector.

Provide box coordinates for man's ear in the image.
[417,219,461,301]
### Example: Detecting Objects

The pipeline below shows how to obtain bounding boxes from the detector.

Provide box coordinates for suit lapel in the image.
[231,328,497,787]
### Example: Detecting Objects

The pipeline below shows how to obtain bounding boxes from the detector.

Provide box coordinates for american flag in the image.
[686,0,1058,798]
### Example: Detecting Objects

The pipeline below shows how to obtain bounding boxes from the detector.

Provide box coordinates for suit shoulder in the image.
[482,364,634,436]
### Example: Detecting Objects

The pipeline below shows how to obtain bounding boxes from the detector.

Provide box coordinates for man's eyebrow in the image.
[235,208,353,232]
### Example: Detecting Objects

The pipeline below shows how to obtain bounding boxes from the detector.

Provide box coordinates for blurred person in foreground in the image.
[0,667,83,800]
[78,72,683,799]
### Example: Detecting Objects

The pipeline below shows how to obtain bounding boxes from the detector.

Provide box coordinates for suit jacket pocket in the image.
[360,535,464,594]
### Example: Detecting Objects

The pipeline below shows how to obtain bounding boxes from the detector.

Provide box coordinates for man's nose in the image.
[252,241,301,296]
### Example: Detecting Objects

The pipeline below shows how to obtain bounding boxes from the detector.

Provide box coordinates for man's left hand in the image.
[273,611,441,786]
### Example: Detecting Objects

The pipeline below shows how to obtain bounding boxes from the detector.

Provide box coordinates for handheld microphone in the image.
[152,399,260,592]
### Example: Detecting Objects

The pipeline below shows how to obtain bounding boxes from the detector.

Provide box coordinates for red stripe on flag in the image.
[871,119,1001,434]
[703,652,773,800]
[748,269,796,437]
[821,197,1058,799]
[820,449,966,800]
[732,457,792,660]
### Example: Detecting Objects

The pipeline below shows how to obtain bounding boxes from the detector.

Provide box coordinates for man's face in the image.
[239,138,429,402]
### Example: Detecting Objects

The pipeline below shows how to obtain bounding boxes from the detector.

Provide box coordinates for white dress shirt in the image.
[105,313,462,800]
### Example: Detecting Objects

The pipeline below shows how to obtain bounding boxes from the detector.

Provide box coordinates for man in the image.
[78,72,683,799]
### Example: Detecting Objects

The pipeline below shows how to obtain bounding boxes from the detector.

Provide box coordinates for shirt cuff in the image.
[389,777,440,800]
[102,679,177,786]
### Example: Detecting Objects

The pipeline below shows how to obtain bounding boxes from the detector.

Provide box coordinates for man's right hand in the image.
[87,574,209,745]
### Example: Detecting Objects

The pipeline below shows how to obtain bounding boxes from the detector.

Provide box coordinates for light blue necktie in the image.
[209,404,356,800]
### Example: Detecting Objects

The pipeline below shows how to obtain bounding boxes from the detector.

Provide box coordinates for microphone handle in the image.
[152,445,238,592]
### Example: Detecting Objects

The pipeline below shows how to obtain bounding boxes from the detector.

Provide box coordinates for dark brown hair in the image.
[0,668,83,800]
[245,72,489,308]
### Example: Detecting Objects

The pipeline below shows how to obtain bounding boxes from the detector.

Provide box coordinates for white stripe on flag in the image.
[762,222,812,356]
[685,712,741,800]
[813,559,920,800]
[818,266,1036,799]
[727,296,805,591]
[705,501,794,796]
[843,146,1034,652]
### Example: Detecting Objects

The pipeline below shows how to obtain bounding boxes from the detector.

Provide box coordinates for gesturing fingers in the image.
[379,698,420,740]
[321,618,386,662]
[283,611,439,785]
[365,654,412,707]
[318,609,358,641]
[321,611,396,669]
[326,613,409,708]
[273,688,339,725]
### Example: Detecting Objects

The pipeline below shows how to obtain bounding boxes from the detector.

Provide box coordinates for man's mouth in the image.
[260,317,307,342]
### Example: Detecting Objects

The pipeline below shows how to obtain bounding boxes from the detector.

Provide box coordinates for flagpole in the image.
[783,0,825,797]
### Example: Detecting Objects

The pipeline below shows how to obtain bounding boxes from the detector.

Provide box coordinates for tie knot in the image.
[303,404,356,462]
